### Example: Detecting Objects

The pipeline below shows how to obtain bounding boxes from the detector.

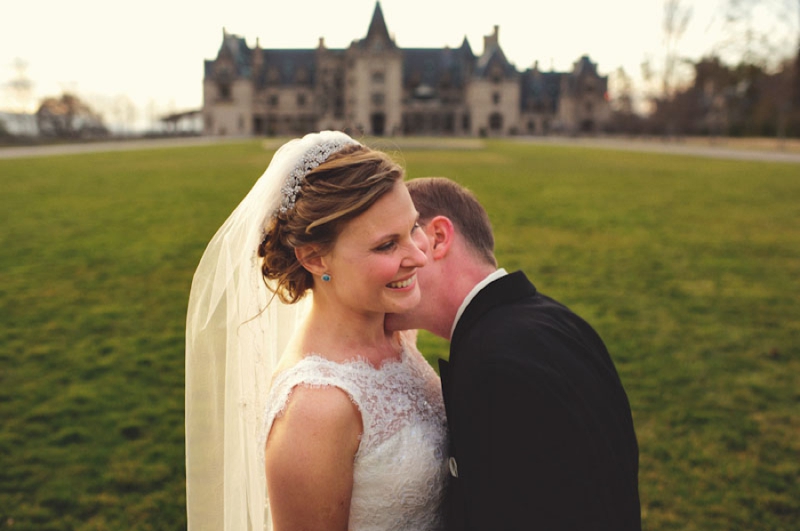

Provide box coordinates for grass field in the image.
[1,138,798,530]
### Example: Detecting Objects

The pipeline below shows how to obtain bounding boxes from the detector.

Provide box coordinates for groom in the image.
[387,177,641,531]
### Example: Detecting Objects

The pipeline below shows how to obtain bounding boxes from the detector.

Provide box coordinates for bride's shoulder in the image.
[266,355,364,439]
[265,381,362,477]
[275,383,360,430]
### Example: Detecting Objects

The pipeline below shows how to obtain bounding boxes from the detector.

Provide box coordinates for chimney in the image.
[484,25,500,51]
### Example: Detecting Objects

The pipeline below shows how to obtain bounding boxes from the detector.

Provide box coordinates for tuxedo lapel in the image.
[438,358,450,390]
[437,358,452,420]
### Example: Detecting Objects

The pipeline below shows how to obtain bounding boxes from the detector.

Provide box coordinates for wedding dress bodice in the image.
[261,341,448,531]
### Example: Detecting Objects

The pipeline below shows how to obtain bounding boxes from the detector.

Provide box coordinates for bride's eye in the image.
[375,240,398,252]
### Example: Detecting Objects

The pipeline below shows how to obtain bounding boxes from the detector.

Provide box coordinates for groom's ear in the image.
[426,215,455,260]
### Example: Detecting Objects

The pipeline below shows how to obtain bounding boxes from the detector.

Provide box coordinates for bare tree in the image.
[111,95,138,135]
[641,0,694,135]
[610,67,635,114]
[36,93,108,139]
[608,67,646,134]
[91,94,141,135]
[662,0,694,100]
[719,0,800,137]
[5,58,35,112]
[718,0,799,69]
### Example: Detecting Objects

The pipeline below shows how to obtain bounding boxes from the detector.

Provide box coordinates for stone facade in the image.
[203,2,610,137]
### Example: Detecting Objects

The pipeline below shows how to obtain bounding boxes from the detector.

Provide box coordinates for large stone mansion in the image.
[202,2,610,137]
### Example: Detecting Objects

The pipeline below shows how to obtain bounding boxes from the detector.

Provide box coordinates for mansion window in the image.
[372,71,385,84]
[297,94,307,107]
[372,93,385,106]
[489,112,503,131]
[269,94,279,107]
[492,92,501,105]
[444,113,455,132]
[218,83,231,101]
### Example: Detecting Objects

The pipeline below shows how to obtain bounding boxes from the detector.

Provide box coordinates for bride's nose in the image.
[403,237,428,268]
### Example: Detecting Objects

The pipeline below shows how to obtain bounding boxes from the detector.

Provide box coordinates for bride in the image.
[185,131,448,530]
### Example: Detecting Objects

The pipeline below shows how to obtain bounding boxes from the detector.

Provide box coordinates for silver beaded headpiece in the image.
[276,137,360,216]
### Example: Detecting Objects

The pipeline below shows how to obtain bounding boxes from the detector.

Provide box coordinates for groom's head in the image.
[386,177,497,339]
[408,178,497,268]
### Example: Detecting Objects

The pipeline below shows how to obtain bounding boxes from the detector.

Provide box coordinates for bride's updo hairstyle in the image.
[258,143,404,303]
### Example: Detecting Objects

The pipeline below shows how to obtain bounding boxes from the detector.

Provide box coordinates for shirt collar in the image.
[450,268,508,338]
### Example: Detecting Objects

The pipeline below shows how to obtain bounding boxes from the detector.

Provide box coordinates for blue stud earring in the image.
[321,273,331,282]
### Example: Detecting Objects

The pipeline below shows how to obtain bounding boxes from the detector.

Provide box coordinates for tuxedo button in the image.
[448,457,459,478]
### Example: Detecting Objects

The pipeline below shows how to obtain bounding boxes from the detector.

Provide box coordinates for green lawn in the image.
[1,139,798,530]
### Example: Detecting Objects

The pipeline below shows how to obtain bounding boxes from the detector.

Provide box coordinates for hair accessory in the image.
[277,137,360,216]
[321,273,331,282]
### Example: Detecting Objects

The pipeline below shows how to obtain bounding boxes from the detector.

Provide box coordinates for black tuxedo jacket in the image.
[439,271,641,531]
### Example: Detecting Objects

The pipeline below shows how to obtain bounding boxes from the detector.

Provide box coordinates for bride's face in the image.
[322,180,428,316]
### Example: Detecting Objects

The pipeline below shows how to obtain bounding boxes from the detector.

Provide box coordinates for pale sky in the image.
[0,0,752,127]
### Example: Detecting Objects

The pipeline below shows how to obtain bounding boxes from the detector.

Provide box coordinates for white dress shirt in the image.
[450,268,508,338]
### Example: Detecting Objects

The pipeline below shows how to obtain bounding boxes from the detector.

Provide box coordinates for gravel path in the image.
[0,136,243,159]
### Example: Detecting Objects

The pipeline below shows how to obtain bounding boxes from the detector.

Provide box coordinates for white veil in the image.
[185,131,360,531]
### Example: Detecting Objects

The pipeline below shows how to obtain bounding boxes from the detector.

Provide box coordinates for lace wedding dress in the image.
[261,339,449,531]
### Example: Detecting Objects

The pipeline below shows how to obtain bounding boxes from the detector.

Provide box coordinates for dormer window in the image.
[296,67,309,84]
[490,65,503,83]
[216,64,232,78]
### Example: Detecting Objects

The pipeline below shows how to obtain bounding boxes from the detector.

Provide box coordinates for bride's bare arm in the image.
[265,385,363,531]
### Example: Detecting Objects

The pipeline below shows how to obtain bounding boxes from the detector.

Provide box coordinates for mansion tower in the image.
[203,2,610,137]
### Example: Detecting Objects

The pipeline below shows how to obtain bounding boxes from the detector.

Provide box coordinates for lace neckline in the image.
[276,345,409,383]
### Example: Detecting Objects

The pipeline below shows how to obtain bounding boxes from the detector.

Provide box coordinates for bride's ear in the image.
[295,245,328,276]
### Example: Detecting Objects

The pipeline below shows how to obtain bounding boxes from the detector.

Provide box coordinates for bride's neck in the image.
[296,301,399,364]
